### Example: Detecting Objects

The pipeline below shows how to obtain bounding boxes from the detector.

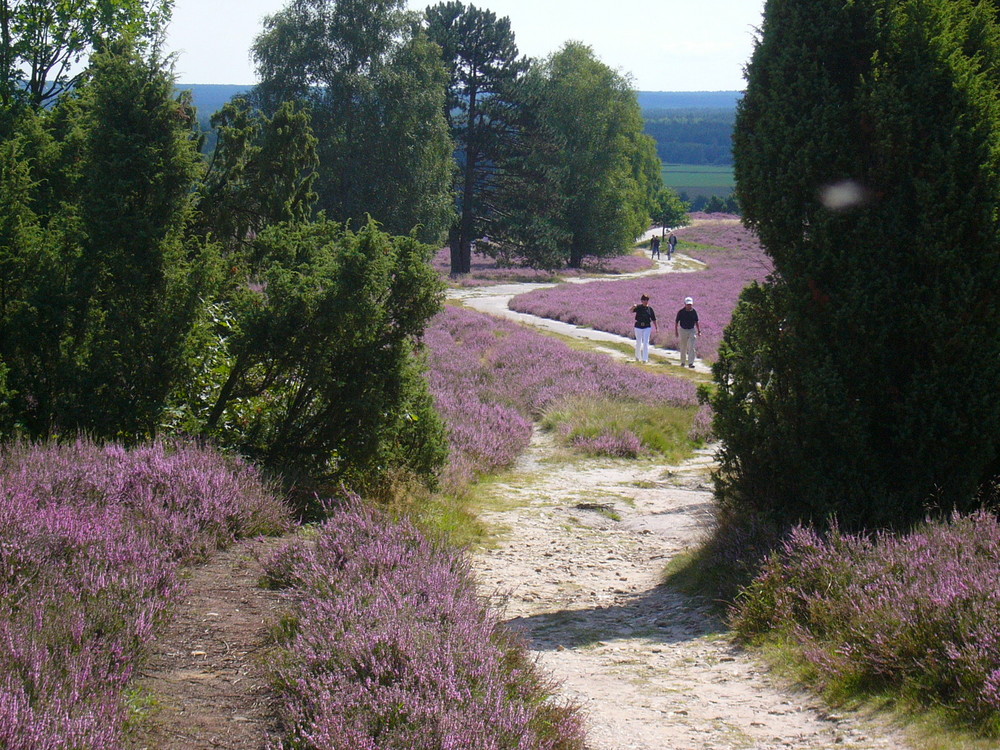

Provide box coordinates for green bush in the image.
[715,0,1000,530]
[192,218,448,489]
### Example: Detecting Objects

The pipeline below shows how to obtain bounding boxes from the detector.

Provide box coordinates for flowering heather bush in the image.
[433,247,654,286]
[686,211,741,222]
[264,503,585,750]
[509,219,770,363]
[688,404,715,443]
[732,511,1000,732]
[0,439,290,749]
[568,429,643,458]
[425,306,699,484]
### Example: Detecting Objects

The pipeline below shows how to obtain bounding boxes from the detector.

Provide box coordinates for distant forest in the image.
[181,84,739,167]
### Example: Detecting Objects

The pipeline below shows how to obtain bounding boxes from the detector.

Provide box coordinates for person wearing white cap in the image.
[675,296,700,368]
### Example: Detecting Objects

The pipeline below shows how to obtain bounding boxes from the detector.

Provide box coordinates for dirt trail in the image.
[455,240,911,748]
[132,538,287,750]
[473,429,909,750]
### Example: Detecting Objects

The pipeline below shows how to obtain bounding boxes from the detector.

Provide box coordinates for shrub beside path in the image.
[473,429,910,750]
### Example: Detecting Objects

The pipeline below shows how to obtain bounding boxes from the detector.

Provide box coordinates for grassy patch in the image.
[542,396,702,464]
[574,502,622,522]
[409,492,494,549]
[669,254,709,272]
[406,480,528,550]
[660,547,730,614]
[661,164,735,201]
[123,686,161,735]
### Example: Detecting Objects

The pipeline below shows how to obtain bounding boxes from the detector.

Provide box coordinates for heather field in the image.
[262,503,585,750]
[433,246,655,286]
[0,439,290,750]
[424,305,707,488]
[508,216,771,363]
[732,512,1000,735]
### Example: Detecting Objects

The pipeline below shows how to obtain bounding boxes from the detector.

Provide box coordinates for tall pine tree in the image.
[425,1,528,274]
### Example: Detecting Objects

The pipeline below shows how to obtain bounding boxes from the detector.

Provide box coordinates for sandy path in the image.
[454,241,911,749]
[447,252,712,373]
[472,430,909,750]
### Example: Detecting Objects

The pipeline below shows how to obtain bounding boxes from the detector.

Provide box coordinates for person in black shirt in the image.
[631,294,657,363]
[667,233,677,260]
[675,296,700,367]
[650,235,661,259]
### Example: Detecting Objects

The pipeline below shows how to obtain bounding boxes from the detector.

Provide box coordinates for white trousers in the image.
[679,327,697,365]
[634,326,652,362]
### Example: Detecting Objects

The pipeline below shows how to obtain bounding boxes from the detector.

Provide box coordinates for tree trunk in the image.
[448,223,463,275]
[458,83,480,276]
[568,238,584,269]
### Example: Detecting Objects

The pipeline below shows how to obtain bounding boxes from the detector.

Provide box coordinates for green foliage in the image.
[655,186,690,228]
[485,42,662,270]
[482,71,568,270]
[425,1,529,275]
[0,43,216,441]
[542,42,657,268]
[198,95,318,253]
[0,34,447,492]
[0,0,171,108]
[643,108,735,166]
[195,218,448,488]
[0,114,62,434]
[714,0,1000,529]
[63,44,211,438]
[251,0,455,243]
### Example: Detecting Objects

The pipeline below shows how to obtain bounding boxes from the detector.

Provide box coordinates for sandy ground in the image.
[452,243,912,749]
[471,430,911,750]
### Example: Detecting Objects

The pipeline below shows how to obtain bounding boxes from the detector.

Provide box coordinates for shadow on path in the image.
[504,580,726,652]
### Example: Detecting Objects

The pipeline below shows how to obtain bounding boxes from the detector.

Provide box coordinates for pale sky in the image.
[164,0,764,91]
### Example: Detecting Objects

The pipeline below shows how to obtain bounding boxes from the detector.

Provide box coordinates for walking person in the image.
[675,296,700,368]
[667,232,677,260]
[650,235,661,259]
[631,294,657,363]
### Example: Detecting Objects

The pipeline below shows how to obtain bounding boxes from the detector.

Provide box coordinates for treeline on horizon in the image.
[181,84,739,168]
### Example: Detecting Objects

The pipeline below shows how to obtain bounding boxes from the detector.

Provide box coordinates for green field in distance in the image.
[661,163,735,199]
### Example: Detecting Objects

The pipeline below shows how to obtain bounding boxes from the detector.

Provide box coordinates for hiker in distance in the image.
[631,294,657,363]
[650,235,661,259]
[675,296,700,368]
[667,232,677,260]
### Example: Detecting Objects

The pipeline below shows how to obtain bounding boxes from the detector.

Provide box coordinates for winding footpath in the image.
[452,242,913,749]
[449,247,713,373]
[134,233,913,749]
[469,431,908,750]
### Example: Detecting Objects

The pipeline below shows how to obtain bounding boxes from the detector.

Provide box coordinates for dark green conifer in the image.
[714,0,1000,528]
